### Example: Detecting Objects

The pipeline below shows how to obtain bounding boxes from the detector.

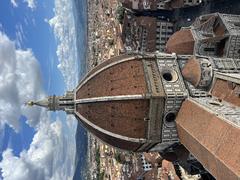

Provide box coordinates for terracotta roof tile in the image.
[166,29,195,55]
[75,57,150,151]
[211,79,240,107]
[176,99,240,179]
[181,57,201,87]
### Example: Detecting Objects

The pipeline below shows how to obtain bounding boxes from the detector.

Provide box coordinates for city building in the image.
[121,13,173,53]
[166,13,240,58]
[137,153,179,180]
[120,0,202,11]
[28,12,240,179]
[140,154,153,171]
[120,0,158,11]
[28,51,240,179]
[182,0,202,7]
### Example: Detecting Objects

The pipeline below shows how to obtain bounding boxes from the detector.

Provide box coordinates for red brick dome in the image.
[75,55,151,151]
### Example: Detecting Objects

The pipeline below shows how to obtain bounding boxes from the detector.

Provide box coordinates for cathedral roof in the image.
[75,115,143,151]
[176,98,240,180]
[211,73,240,107]
[181,57,202,87]
[166,29,195,55]
[75,55,150,151]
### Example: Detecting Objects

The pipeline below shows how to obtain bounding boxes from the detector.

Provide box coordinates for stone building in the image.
[28,51,240,179]
[120,0,202,11]
[29,53,189,152]
[166,13,240,59]
[140,154,153,171]
[120,0,158,10]
[121,13,173,53]
[182,0,202,7]
[156,20,174,52]
[135,152,185,179]
[29,12,240,179]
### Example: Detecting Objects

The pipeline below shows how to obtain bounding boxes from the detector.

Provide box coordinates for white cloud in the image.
[48,0,78,89]
[46,1,80,178]
[10,0,36,9]
[11,0,18,7]
[15,23,27,48]
[0,6,78,177]
[0,32,45,132]
[0,30,77,180]
[0,116,76,180]
[24,0,36,9]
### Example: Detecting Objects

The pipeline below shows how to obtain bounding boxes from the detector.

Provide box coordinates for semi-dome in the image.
[181,57,202,87]
[182,56,213,89]
[166,29,195,55]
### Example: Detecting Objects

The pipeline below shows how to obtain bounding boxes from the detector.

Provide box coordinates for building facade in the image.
[121,13,173,53]
[156,21,173,52]
[140,154,153,171]
[120,0,202,11]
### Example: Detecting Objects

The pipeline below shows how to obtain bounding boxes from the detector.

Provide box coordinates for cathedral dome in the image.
[166,29,195,55]
[75,55,150,151]
[28,53,188,152]
[73,53,187,152]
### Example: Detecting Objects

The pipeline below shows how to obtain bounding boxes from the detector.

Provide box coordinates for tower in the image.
[27,91,74,114]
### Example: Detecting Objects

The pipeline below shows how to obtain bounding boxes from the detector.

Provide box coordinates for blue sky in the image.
[0,0,78,179]
[0,0,62,156]
[0,0,65,93]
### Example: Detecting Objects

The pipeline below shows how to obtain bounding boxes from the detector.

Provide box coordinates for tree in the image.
[114,152,123,164]
[115,5,125,24]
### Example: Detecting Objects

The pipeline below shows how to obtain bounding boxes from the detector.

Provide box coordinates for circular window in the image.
[162,69,178,82]
[163,72,173,81]
[165,113,176,122]
[164,112,176,127]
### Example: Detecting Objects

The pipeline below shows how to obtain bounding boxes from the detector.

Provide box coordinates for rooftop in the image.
[166,28,195,55]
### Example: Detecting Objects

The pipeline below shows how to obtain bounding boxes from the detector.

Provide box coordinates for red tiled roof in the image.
[75,56,149,151]
[211,78,240,107]
[166,29,195,55]
[176,99,240,179]
[181,57,201,87]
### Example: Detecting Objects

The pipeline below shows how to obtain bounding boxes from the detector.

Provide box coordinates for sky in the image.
[0,0,79,179]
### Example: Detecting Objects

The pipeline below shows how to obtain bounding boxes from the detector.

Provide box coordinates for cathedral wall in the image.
[156,55,188,143]
[226,36,240,59]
